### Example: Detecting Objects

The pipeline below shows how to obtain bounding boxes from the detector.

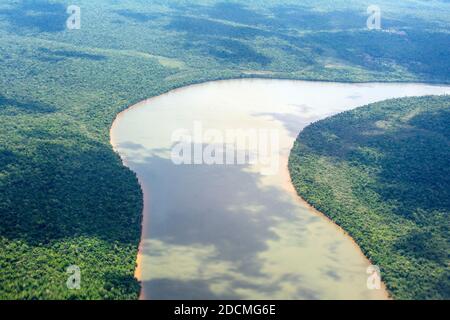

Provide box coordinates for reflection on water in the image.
[111,79,450,300]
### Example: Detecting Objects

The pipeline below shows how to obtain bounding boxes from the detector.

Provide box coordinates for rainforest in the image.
[0,0,449,300]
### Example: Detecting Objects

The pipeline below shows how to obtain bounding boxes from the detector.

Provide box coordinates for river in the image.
[110,79,450,299]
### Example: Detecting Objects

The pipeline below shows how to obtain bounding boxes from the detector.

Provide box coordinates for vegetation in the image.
[0,0,449,299]
[289,96,450,299]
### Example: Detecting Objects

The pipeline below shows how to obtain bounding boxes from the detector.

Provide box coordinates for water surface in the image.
[111,79,449,299]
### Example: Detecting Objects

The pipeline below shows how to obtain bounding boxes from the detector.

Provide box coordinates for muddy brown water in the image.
[111,79,449,299]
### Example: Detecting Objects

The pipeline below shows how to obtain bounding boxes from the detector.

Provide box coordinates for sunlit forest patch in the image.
[0,0,449,299]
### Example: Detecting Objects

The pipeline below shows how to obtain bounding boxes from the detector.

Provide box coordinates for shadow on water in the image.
[206,2,271,26]
[252,109,317,139]
[121,145,318,298]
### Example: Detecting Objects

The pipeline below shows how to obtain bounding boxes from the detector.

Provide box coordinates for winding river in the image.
[110,79,450,300]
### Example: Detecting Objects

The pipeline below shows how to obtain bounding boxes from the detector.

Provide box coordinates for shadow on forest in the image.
[0,94,57,114]
[0,0,67,33]
[271,4,442,31]
[169,2,448,78]
[394,228,448,265]
[206,2,270,26]
[205,38,272,66]
[115,9,159,23]
[36,48,107,62]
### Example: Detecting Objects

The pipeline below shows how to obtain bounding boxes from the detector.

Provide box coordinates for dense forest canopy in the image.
[0,0,449,299]
[289,96,450,299]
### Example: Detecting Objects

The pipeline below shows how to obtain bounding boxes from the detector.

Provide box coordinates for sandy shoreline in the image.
[110,112,148,299]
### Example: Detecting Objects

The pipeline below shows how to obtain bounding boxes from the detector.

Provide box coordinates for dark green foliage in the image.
[303,30,450,79]
[37,48,107,61]
[272,6,367,30]
[289,96,450,299]
[206,39,272,65]
[0,0,449,299]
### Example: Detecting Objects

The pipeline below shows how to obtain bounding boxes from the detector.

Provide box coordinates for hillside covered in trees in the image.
[289,95,450,299]
[1,0,449,299]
